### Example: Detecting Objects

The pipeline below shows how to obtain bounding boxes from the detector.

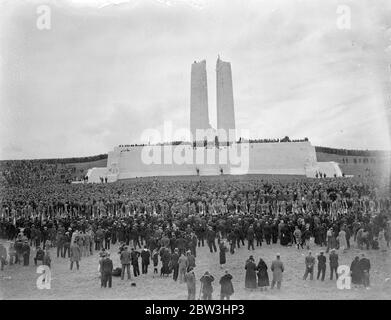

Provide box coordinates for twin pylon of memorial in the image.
[86,57,343,182]
[191,56,236,143]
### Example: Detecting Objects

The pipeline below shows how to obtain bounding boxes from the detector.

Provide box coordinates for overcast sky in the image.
[1,0,391,160]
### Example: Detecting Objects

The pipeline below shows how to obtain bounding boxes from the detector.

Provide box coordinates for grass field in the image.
[1,239,390,300]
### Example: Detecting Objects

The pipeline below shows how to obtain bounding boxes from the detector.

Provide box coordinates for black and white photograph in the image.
[0,0,390,302]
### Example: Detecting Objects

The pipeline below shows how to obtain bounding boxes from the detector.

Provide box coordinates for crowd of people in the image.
[0,160,76,187]
[0,175,390,298]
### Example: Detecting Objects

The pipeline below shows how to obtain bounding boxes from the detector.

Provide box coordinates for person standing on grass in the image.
[293,226,303,249]
[303,251,315,280]
[22,240,30,266]
[359,253,371,289]
[178,251,188,283]
[206,227,217,253]
[70,241,81,270]
[184,267,196,300]
[329,248,339,280]
[316,251,326,281]
[256,257,270,291]
[219,270,234,300]
[43,249,51,268]
[337,228,347,253]
[101,252,113,288]
[120,246,131,280]
[131,248,140,277]
[350,256,362,287]
[0,243,7,271]
[152,248,159,275]
[63,232,71,258]
[245,255,257,289]
[186,250,196,272]
[271,253,284,290]
[140,246,150,274]
[219,240,228,269]
[171,248,180,281]
[200,271,214,300]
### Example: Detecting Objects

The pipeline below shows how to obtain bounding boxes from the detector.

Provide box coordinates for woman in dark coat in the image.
[350,256,362,286]
[257,258,270,290]
[245,256,257,289]
[219,241,227,268]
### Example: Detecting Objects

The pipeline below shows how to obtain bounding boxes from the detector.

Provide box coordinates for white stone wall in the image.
[97,141,325,181]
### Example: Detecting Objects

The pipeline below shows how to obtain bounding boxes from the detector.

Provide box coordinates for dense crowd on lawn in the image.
[0,175,390,297]
[0,160,75,187]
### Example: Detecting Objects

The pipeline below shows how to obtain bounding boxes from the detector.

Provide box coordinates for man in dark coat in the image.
[227,230,236,254]
[254,223,263,247]
[171,248,180,281]
[317,251,326,281]
[34,246,45,266]
[303,251,315,280]
[22,241,30,266]
[206,227,217,253]
[350,256,362,286]
[245,256,257,289]
[190,232,197,257]
[263,222,272,245]
[63,232,71,258]
[120,246,131,280]
[219,270,234,300]
[56,230,64,258]
[14,239,23,264]
[140,246,150,274]
[359,253,371,288]
[101,252,113,288]
[247,226,255,250]
[219,241,227,268]
[200,271,214,300]
[131,248,140,277]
